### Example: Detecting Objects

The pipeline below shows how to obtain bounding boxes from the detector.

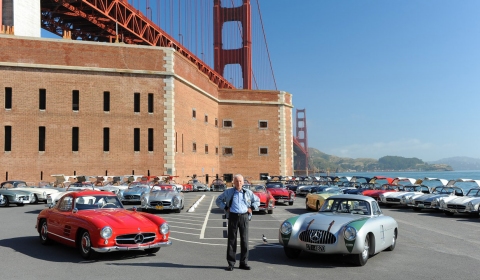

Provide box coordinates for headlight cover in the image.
[343,226,357,241]
[173,196,180,206]
[160,223,170,234]
[280,221,292,235]
[100,226,113,239]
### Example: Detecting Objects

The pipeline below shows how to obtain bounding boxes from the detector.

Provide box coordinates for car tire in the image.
[0,196,9,207]
[289,201,294,206]
[352,234,370,266]
[145,247,160,254]
[78,230,99,260]
[32,195,39,204]
[444,211,454,216]
[39,219,52,245]
[413,207,421,212]
[386,229,397,251]
[315,201,320,211]
[284,246,301,259]
[16,203,25,207]
[267,209,273,214]
[175,204,182,213]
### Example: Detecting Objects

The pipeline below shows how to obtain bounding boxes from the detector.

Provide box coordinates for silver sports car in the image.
[279,194,398,266]
[140,184,184,213]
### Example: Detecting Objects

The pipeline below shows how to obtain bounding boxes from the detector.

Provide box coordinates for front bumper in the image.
[92,240,172,253]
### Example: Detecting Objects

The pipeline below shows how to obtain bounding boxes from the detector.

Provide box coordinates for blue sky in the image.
[41,1,480,162]
[256,0,480,161]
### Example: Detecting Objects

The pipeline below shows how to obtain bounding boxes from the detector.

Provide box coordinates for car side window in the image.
[371,201,382,215]
[58,196,73,211]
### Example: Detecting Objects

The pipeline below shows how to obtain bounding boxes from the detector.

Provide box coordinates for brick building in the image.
[0,35,293,184]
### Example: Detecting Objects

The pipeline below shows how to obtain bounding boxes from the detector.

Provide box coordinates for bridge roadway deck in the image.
[1,191,479,280]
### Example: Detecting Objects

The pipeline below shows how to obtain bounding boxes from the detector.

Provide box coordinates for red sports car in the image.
[265,181,295,206]
[36,190,172,259]
[246,185,275,214]
[362,184,401,201]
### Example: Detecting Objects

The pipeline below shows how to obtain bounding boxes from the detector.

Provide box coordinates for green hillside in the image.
[307,148,453,172]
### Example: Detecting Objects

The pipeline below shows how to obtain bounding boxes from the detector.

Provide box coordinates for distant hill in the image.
[307,148,453,172]
[429,157,480,171]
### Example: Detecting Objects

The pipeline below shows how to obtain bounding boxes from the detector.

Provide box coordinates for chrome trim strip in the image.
[92,240,172,252]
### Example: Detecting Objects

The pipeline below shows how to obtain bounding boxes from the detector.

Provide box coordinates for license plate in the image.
[278,199,284,203]
[417,203,424,208]
[306,244,325,252]
[449,209,457,213]
[155,205,164,210]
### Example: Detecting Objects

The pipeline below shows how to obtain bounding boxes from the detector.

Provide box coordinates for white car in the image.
[380,185,431,207]
[1,180,59,204]
[46,182,100,206]
[439,187,480,216]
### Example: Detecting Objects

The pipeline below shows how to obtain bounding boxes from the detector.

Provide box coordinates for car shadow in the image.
[0,236,163,263]
[24,209,43,215]
[284,208,310,215]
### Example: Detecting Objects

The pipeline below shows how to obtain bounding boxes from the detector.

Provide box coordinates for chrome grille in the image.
[416,201,431,206]
[299,230,336,244]
[124,195,140,200]
[149,201,171,206]
[116,233,156,245]
[274,195,289,200]
[447,204,466,210]
[386,198,401,202]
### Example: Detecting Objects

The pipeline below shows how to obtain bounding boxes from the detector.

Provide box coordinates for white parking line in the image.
[171,226,201,231]
[167,221,204,226]
[200,196,215,239]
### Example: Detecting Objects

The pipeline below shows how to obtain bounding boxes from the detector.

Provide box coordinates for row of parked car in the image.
[279,175,480,217]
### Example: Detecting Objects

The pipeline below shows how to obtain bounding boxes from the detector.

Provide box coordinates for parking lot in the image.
[1,191,480,280]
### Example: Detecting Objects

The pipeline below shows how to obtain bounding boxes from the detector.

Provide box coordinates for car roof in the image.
[327,194,376,202]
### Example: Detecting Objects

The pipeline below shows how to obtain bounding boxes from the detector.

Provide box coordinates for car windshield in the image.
[74,195,123,210]
[320,198,372,216]
[266,183,284,188]
[403,186,416,192]
[127,184,149,190]
[466,189,480,197]
[151,185,176,192]
[314,186,340,194]
[247,185,266,192]
[212,179,224,185]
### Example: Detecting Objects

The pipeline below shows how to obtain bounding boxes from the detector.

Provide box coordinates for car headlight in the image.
[141,197,147,206]
[160,223,170,235]
[100,226,113,239]
[43,191,47,198]
[172,196,180,206]
[379,194,385,201]
[343,226,357,241]
[280,221,292,235]
[268,199,274,207]
[439,200,446,208]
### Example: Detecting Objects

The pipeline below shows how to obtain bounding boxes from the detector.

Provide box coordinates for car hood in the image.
[268,188,289,195]
[444,196,478,205]
[415,193,453,202]
[292,212,370,234]
[123,188,149,195]
[147,191,177,200]
[78,209,159,230]
[387,191,422,198]
[254,192,270,202]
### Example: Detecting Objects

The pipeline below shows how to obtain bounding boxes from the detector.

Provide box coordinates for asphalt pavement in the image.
[1,191,480,280]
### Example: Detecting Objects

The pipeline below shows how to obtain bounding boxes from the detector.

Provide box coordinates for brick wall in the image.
[0,35,293,184]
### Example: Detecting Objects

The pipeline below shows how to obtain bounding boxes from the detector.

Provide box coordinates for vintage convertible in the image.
[246,185,275,214]
[266,181,295,206]
[0,181,59,204]
[439,187,480,216]
[0,188,34,207]
[379,185,431,207]
[140,184,184,213]
[412,185,463,211]
[210,179,226,192]
[118,183,151,204]
[305,186,343,211]
[36,191,172,259]
[279,194,398,266]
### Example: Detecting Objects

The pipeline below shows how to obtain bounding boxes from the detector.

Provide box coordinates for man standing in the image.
[216,174,260,271]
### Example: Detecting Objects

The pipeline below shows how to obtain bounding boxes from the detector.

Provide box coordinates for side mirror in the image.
[72,208,78,214]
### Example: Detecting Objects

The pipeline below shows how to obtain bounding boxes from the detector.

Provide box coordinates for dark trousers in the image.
[227,212,249,266]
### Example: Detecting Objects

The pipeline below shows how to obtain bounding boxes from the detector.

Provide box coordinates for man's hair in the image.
[233,174,243,181]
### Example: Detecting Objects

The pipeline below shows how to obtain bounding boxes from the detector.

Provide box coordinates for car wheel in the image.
[385,204,392,208]
[78,230,99,260]
[16,203,25,207]
[145,247,160,254]
[386,229,397,251]
[352,234,370,266]
[32,195,39,204]
[175,204,182,213]
[315,201,320,211]
[413,207,421,212]
[0,196,9,207]
[267,209,273,214]
[444,211,454,216]
[39,219,52,245]
[288,201,294,206]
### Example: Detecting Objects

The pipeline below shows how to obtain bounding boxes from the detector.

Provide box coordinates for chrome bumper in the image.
[92,240,172,252]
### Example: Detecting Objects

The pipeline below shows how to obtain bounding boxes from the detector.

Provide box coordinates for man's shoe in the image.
[226,266,234,271]
[239,264,251,270]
